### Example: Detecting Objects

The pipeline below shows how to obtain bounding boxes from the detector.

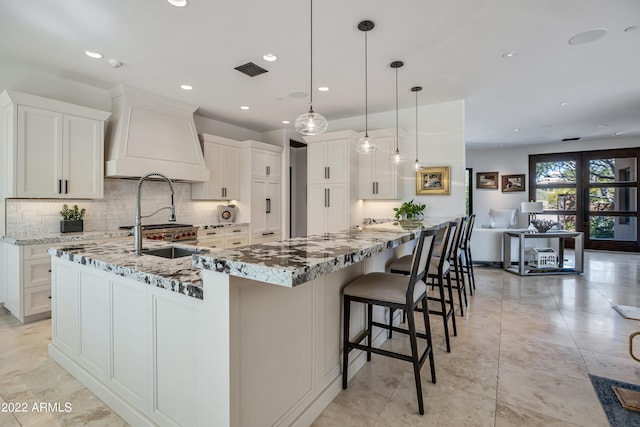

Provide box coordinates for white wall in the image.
[328,100,466,221]
[466,135,640,228]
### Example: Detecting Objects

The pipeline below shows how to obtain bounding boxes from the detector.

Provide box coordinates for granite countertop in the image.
[198,222,250,230]
[47,218,451,300]
[193,218,450,287]
[1,229,132,245]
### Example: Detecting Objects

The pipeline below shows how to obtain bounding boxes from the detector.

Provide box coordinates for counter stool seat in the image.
[344,272,427,305]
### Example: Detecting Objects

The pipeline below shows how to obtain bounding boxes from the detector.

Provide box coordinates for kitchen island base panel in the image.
[49,243,409,426]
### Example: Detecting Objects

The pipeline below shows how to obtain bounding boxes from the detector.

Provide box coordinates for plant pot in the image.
[60,220,83,233]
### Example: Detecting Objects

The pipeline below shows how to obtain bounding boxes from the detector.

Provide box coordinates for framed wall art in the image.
[476,171,499,189]
[501,174,526,192]
[416,166,450,195]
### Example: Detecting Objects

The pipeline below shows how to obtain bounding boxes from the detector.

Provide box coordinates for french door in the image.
[530,148,639,251]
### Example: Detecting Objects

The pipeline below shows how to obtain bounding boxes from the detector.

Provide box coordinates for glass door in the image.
[582,150,638,251]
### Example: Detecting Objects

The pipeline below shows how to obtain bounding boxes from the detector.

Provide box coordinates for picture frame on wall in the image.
[476,171,499,189]
[416,166,450,195]
[501,174,526,192]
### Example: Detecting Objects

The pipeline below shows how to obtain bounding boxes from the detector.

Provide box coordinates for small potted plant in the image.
[60,204,86,233]
[393,199,426,221]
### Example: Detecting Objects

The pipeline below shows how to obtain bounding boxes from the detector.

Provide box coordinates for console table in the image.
[503,230,584,276]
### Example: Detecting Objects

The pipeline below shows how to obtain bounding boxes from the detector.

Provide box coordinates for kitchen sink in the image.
[142,246,201,259]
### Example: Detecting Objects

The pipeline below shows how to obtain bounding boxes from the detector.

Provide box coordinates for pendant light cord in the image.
[395,66,399,152]
[364,29,368,136]
[309,0,314,108]
[415,89,418,160]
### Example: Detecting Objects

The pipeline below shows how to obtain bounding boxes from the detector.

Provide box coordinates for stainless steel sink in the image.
[141,246,201,259]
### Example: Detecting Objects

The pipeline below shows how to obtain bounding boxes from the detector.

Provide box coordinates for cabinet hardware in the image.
[232,242,241,245]
[262,232,274,236]
[324,188,328,207]
[48,296,51,299]
[327,167,330,179]
[324,167,328,179]
[266,198,271,213]
[327,188,331,207]
[232,229,241,233]
[266,166,270,176]
[58,180,62,194]
[65,180,68,194]
[372,182,375,194]
[48,269,52,273]
[206,232,218,235]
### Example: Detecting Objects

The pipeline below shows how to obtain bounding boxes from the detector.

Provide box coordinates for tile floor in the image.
[0,250,639,426]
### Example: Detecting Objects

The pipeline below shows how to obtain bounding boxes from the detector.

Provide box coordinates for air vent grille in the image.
[234,62,268,77]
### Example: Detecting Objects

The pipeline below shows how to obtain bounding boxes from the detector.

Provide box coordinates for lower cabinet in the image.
[196,225,249,249]
[307,184,349,235]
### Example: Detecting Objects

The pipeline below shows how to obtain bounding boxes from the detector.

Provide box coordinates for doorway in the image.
[529,148,639,251]
[289,140,307,238]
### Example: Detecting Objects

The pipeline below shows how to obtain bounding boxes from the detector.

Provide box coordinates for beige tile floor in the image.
[0,250,639,426]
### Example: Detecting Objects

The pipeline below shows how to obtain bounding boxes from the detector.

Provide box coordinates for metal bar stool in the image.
[342,228,438,415]
[448,216,469,316]
[390,223,456,353]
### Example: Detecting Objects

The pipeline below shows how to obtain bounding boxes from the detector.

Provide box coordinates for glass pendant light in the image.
[411,86,423,171]
[355,20,378,154]
[389,61,405,164]
[295,0,328,136]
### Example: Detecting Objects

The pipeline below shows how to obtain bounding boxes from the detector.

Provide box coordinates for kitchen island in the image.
[48,219,449,427]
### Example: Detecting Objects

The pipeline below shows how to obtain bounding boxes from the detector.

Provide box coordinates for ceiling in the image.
[1,0,639,148]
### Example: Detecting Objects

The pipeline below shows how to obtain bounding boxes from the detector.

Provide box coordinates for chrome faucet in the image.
[134,172,176,256]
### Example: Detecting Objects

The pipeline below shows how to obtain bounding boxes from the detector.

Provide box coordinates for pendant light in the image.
[389,61,405,164]
[295,0,328,136]
[355,20,378,154]
[411,86,423,171]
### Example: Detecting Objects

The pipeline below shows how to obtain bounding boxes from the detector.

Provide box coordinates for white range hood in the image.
[105,85,209,182]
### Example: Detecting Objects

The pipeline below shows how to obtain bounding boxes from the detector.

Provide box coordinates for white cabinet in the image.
[191,134,240,200]
[251,178,281,241]
[305,130,361,235]
[358,135,399,199]
[252,147,281,179]
[196,225,249,249]
[0,90,110,199]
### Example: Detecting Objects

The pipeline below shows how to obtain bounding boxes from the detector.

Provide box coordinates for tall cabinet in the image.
[305,130,361,235]
[241,141,283,244]
[0,90,110,199]
[191,133,240,200]
[357,129,402,200]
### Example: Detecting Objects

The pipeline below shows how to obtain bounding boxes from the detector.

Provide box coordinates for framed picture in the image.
[476,171,499,189]
[502,174,526,192]
[416,166,450,195]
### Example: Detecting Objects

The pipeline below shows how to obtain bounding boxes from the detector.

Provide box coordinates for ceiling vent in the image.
[561,137,581,142]
[234,62,268,77]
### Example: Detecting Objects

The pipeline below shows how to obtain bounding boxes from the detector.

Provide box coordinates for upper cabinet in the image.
[358,130,401,200]
[251,146,281,180]
[0,90,110,199]
[191,134,240,200]
[307,137,348,184]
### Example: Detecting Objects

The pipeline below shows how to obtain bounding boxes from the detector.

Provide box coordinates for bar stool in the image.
[460,214,476,294]
[342,228,438,415]
[448,216,468,316]
[390,223,456,353]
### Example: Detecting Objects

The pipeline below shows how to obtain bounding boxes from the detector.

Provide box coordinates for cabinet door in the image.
[203,143,224,199]
[265,151,281,180]
[197,236,225,249]
[265,180,281,231]
[307,143,326,184]
[64,114,103,198]
[307,185,327,235]
[358,153,375,199]
[373,137,397,199]
[325,139,348,183]
[16,106,63,197]
[251,179,268,235]
[326,185,349,233]
[24,284,51,316]
[222,145,240,199]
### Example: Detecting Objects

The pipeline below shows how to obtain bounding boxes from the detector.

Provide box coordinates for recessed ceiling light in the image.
[263,54,277,62]
[167,0,188,7]
[614,131,625,136]
[282,120,290,124]
[240,106,250,110]
[560,102,568,106]
[598,124,608,128]
[318,86,329,92]
[568,28,608,45]
[502,51,518,58]
[624,25,639,33]
[514,128,520,132]
[84,50,103,59]
[180,84,193,90]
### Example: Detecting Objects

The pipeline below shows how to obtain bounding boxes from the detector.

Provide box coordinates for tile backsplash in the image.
[6,178,225,234]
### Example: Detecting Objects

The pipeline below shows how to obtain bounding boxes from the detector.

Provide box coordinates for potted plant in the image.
[60,204,86,233]
[393,199,426,221]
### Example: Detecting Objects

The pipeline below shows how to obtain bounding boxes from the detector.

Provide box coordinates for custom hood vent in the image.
[105,85,209,182]
[234,62,268,77]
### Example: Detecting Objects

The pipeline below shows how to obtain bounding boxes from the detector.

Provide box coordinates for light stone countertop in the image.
[46,218,452,299]
[1,229,132,245]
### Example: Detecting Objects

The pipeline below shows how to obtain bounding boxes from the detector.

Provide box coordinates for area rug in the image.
[589,374,640,426]
[612,304,640,321]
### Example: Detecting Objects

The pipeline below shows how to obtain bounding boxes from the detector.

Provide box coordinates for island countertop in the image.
[48,218,451,298]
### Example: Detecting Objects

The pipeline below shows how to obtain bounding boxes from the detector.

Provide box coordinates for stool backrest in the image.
[431,223,452,272]
[405,228,438,305]
[463,213,476,247]
[452,216,467,256]
[444,218,463,261]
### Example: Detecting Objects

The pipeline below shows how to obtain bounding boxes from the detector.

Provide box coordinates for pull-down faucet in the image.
[134,172,176,256]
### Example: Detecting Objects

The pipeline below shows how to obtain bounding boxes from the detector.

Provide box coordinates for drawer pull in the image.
[232,229,241,233]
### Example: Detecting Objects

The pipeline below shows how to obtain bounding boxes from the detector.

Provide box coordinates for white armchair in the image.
[481,208,518,229]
